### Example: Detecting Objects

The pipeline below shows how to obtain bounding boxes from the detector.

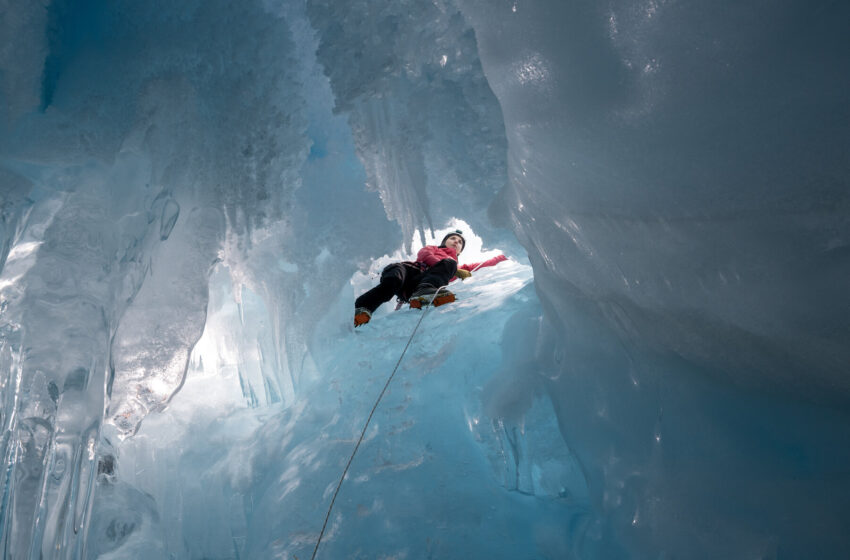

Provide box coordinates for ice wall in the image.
[306,0,509,248]
[299,0,850,555]
[1,0,849,558]
[0,1,315,556]
[457,0,850,557]
[1,0,509,556]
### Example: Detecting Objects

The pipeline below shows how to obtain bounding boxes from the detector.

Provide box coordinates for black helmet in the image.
[439,230,466,253]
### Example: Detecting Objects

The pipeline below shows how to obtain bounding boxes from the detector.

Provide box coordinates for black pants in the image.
[355,258,458,313]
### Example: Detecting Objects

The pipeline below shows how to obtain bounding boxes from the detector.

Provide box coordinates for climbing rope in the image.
[311,262,487,559]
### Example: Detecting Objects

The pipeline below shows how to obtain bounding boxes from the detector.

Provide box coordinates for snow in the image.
[1,0,849,558]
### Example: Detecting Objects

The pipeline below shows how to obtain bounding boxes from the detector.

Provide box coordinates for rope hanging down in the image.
[311,262,487,559]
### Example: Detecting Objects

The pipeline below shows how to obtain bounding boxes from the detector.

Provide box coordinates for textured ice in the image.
[1,0,849,558]
[110,240,581,559]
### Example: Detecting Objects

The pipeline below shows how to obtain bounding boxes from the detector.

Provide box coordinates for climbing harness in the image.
[311,262,488,559]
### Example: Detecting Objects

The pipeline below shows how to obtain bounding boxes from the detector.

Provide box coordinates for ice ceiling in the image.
[1,0,848,558]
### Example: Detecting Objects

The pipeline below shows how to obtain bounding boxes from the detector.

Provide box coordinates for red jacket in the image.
[415,246,508,280]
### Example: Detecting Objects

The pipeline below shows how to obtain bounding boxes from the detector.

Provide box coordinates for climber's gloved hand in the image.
[456,268,472,280]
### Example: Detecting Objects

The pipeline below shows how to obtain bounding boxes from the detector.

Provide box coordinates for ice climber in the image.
[354,230,508,327]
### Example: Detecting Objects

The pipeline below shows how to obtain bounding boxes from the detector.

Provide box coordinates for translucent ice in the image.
[1,0,848,558]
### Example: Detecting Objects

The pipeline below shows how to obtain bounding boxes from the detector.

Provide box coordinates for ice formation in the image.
[1,0,848,558]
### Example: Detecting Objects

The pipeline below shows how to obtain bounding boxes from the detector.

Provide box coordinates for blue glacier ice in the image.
[1,0,848,558]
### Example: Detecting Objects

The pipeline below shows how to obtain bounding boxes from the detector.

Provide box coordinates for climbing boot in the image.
[354,308,372,327]
[409,284,455,309]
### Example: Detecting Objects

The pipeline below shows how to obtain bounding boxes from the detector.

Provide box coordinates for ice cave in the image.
[1,0,848,558]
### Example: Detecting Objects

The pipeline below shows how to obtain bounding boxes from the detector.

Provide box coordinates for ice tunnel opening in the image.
[349,219,520,321]
[98,217,598,559]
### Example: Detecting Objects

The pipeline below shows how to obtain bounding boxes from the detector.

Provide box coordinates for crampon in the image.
[354,308,372,327]
[409,291,455,309]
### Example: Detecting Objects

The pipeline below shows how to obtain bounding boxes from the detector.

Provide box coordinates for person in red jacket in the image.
[354,230,508,327]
